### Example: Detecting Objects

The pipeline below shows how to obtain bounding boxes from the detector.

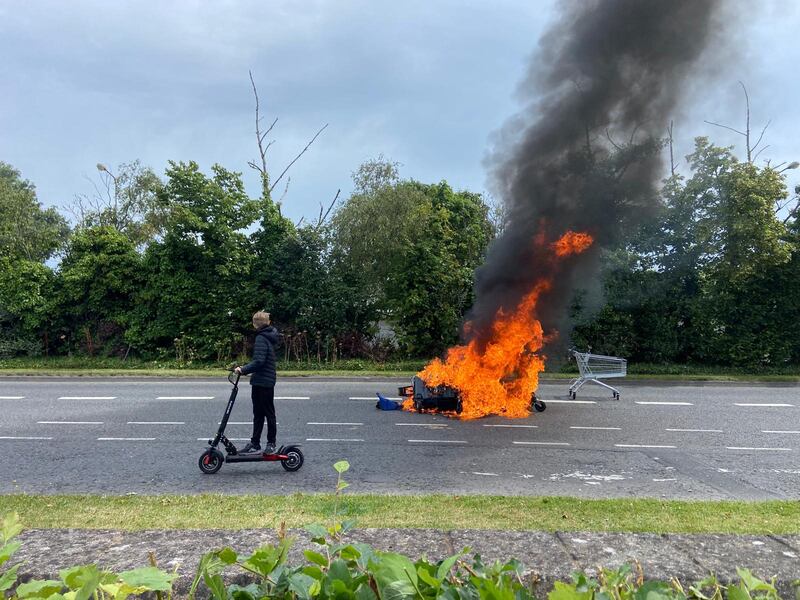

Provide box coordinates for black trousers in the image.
[251,385,276,445]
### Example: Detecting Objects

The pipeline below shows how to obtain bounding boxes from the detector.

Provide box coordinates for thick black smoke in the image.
[469,0,723,346]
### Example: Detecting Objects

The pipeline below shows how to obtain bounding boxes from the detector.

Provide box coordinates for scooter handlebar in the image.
[227,370,241,386]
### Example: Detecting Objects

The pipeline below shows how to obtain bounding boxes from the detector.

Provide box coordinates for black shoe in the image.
[264,443,276,455]
[240,442,261,454]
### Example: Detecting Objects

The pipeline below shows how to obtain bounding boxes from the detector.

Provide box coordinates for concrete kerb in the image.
[12,528,800,598]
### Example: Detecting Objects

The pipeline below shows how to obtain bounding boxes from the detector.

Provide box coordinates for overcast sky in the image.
[2,1,799,224]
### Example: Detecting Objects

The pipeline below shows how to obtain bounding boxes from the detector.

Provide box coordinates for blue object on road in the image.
[376,393,402,410]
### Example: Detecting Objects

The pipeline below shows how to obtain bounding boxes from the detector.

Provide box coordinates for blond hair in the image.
[252,311,271,329]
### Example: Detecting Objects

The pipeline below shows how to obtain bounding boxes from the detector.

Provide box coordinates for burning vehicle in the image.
[399,375,546,416]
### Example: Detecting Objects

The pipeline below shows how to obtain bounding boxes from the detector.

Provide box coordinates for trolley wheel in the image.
[198,448,224,474]
[569,391,577,400]
[533,399,546,412]
[456,399,463,414]
[281,446,304,472]
[613,392,620,400]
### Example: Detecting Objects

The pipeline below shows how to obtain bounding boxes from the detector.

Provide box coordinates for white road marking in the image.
[615,444,677,449]
[726,446,792,451]
[513,441,570,446]
[196,438,251,441]
[59,396,117,400]
[307,422,363,426]
[546,399,596,404]
[156,396,214,400]
[0,436,53,440]
[734,403,794,407]
[653,478,677,482]
[0,396,25,399]
[38,421,104,425]
[570,426,621,430]
[306,438,364,442]
[762,430,800,434]
[472,472,499,477]
[97,437,156,441]
[350,396,400,400]
[484,424,538,428]
[276,396,310,400]
[635,401,693,406]
[395,423,448,427]
[666,428,723,433]
[127,421,185,425]
[408,439,467,444]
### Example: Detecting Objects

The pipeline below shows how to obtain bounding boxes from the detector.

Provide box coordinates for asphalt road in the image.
[0,376,798,499]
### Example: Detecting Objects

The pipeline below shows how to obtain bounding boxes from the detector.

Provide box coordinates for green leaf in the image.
[727,582,752,600]
[337,481,350,491]
[0,563,20,592]
[242,540,291,579]
[549,581,593,600]
[288,572,318,600]
[0,540,21,566]
[228,583,260,600]
[15,579,64,598]
[305,523,329,544]
[382,580,417,600]
[437,551,466,581]
[203,571,227,600]
[334,460,350,474]
[417,566,441,590]
[355,582,379,600]
[304,550,329,567]
[632,581,675,600]
[1,513,22,543]
[119,566,176,591]
[189,552,223,600]
[302,565,324,580]
[216,547,238,565]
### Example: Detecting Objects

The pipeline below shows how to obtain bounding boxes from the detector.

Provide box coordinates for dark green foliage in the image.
[571,138,799,369]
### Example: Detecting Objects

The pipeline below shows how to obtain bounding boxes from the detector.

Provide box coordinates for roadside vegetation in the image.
[1,512,798,600]
[1,494,798,534]
[1,130,799,376]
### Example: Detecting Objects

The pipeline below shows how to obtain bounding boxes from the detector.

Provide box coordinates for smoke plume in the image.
[469,0,723,346]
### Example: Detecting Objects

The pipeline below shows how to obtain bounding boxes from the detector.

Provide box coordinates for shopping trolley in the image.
[568,348,627,400]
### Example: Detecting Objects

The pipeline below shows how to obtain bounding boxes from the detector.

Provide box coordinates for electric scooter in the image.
[198,371,304,474]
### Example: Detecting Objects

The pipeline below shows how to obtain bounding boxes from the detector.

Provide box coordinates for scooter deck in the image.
[225,452,289,463]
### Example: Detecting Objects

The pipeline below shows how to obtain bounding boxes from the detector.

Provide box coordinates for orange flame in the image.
[410,230,594,419]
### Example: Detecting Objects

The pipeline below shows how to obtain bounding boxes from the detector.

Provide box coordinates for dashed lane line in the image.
[276,397,311,400]
[306,438,365,442]
[513,441,570,446]
[59,396,117,400]
[0,396,25,399]
[156,396,214,400]
[349,396,400,400]
[484,424,538,428]
[726,446,793,451]
[615,444,677,449]
[408,439,467,444]
[307,422,363,426]
[570,426,621,430]
[635,401,693,406]
[37,421,103,425]
[653,478,677,482]
[666,428,723,433]
[127,421,185,425]
[762,430,800,434]
[97,437,156,441]
[0,436,53,440]
[197,438,250,441]
[734,403,794,407]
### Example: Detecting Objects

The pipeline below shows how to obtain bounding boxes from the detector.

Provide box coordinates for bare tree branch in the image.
[751,119,771,154]
[270,123,329,193]
[313,188,340,229]
[703,120,746,137]
[604,128,623,151]
[752,144,770,163]
[667,120,677,176]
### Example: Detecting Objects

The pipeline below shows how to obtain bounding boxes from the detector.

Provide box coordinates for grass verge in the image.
[2,494,798,534]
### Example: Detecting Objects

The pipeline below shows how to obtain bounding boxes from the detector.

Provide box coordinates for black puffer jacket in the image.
[240,326,279,387]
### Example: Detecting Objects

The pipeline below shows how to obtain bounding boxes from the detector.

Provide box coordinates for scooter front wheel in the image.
[199,448,224,474]
[281,446,304,472]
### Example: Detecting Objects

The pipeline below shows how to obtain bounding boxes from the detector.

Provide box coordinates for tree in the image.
[70,161,164,246]
[331,159,494,356]
[128,161,259,360]
[0,162,68,356]
[0,162,69,262]
[54,226,143,356]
